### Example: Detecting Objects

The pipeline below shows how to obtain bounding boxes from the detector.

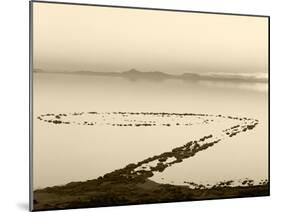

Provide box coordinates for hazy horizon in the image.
[34,67,268,75]
[32,3,268,209]
[33,2,268,75]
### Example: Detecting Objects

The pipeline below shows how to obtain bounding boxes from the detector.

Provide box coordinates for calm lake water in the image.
[33,72,268,189]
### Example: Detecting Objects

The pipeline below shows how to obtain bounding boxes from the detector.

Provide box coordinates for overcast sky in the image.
[33,2,268,74]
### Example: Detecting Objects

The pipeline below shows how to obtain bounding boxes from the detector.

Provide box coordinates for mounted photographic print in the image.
[30,1,269,211]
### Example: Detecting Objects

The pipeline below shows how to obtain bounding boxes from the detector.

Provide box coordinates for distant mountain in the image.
[35,69,268,83]
[120,69,174,80]
[61,69,176,81]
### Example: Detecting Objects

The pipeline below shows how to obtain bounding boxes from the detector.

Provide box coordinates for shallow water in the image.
[33,73,268,189]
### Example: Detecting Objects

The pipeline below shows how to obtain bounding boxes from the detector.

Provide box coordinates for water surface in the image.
[33,73,268,189]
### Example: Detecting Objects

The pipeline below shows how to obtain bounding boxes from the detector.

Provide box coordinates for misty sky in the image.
[33,2,268,74]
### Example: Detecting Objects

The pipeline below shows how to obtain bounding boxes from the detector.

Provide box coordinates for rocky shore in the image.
[33,111,268,210]
[33,178,268,211]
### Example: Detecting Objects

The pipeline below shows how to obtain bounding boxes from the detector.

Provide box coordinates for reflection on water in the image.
[33,73,268,189]
[197,80,267,92]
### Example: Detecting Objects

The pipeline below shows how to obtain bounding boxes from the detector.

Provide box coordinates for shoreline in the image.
[34,178,268,210]
[33,112,267,210]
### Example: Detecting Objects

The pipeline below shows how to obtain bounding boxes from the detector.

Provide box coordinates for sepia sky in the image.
[33,2,268,74]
